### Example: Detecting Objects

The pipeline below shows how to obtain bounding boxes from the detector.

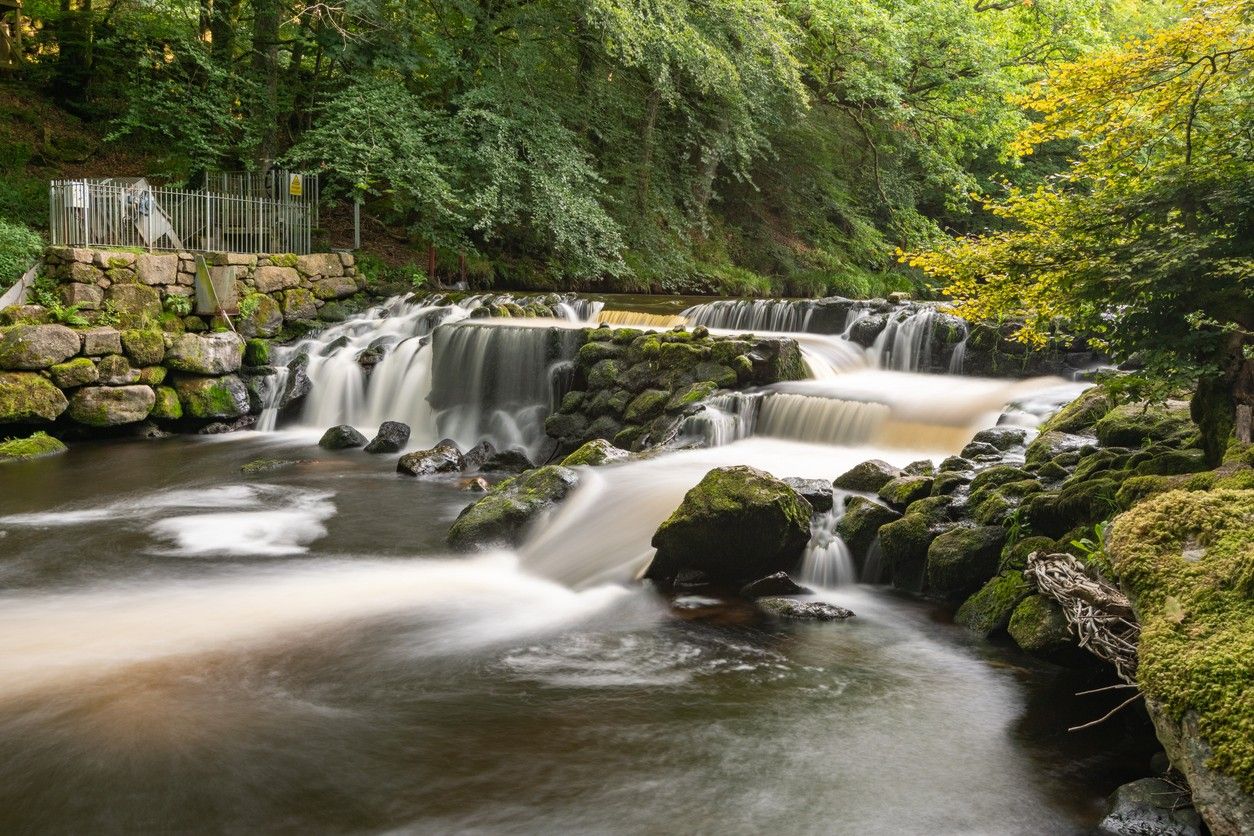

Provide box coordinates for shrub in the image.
[0,219,43,290]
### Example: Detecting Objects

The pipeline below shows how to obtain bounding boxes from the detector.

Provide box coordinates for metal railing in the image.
[49,172,319,255]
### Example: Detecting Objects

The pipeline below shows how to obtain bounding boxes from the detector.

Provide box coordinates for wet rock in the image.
[319,424,367,450]
[279,354,312,412]
[197,415,257,434]
[646,466,813,589]
[835,496,901,559]
[756,597,855,621]
[460,476,490,492]
[970,426,1028,450]
[938,455,974,473]
[240,457,307,474]
[1040,387,1110,434]
[561,438,630,467]
[447,465,579,550]
[397,440,465,476]
[68,384,156,426]
[833,459,903,492]
[461,440,497,470]
[847,314,886,347]
[480,448,534,473]
[739,572,811,598]
[1095,402,1195,448]
[783,477,835,512]
[0,324,81,369]
[960,440,1002,460]
[1008,594,1073,656]
[364,421,411,454]
[878,513,944,593]
[150,386,182,420]
[902,459,935,476]
[1025,430,1092,467]
[1097,778,1200,836]
[165,332,245,375]
[878,475,934,509]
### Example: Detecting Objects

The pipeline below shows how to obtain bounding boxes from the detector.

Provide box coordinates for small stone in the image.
[281,288,317,320]
[460,476,490,492]
[756,598,854,621]
[364,421,411,454]
[1097,778,1201,836]
[739,572,811,598]
[120,329,167,366]
[834,459,903,492]
[782,477,835,512]
[96,354,140,385]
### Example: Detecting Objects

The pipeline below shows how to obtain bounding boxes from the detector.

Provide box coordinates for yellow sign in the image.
[288,174,303,196]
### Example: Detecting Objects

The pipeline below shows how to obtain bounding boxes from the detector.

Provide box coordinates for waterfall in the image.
[595,310,688,328]
[682,299,814,332]
[948,337,968,374]
[756,393,891,446]
[800,509,857,587]
[678,392,765,447]
[555,299,605,322]
[868,308,942,372]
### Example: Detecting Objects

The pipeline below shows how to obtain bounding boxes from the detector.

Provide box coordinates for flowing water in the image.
[0,295,1141,834]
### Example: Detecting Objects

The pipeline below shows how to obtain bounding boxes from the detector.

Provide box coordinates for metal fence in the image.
[49,171,319,255]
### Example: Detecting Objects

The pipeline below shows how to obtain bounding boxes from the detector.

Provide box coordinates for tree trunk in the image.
[1191,330,1253,465]
[209,0,240,63]
[251,0,281,162]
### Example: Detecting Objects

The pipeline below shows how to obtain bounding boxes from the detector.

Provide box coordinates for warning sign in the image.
[288,174,303,196]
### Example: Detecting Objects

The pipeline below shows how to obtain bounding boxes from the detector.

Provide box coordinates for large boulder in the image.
[835,496,901,559]
[0,324,80,370]
[235,293,283,338]
[364,420,411,454]
[120,328,166,366]
[172,374,251,418]
[878,513,942,593]
[68,385,156,426]
[397,440,465,476]
[165,332,245,375]
[0,372,69,423]
[1095,401,1195,448]
[834,459,903,492]
[447,465,579,550]
[645,466,813,589]
[1007,595,1073,655]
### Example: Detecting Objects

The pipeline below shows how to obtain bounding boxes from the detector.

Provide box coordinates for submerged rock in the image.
[397,440,465,476]
[1097,778,1200,836]
[240,457,308,474]
[0,431,67,462]
[646,466,812,589]
[319,424,367,450]
[447,465,579,550]
[461,440,497,470]
[364,420,411,454]
[756,597,854,621]
[739,572,811,599]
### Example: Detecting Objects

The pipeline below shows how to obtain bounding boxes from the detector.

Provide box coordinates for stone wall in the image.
[40,247,363,338]
[0,321,261,433]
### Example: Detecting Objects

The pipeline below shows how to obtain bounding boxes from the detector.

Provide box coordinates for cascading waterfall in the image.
[757,393,892,446]
[595,310,688,328]
[800,508,857,587]
[683,299,814,332]
[868,307,941,372]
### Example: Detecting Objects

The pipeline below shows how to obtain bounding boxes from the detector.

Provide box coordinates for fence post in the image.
[353,198,361,250]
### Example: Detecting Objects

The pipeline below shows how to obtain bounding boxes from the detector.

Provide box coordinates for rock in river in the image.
[447,465,579,550]
[397,440,465,476]
[757,597,854,621]
[364,421,411,454]
[319,424,367,450]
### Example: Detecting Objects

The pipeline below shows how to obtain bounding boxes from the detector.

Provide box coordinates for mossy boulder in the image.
[625,389,670,423]
[397,440,464,475]
[1095,402,1195,448]
[49,356,99,388]
[150,386,182,419]
[969,426,1028,451]
[1025,430,1092,467]
[104,284,162,327]
[878,513,942,593]
[0,304,51,326]
[667,380,716,412]
[587,359,625,390]
[68,385,156,426]
[646,466,813,589]
[834,459,903,492]
[930,471,971,496]
[955,571,1031,636]
[0,372,69,423]
[561,438,630,467]
[137,365,167,386]
[243,338,271,367]
[165,332,245,375]
[173,374,250,418]
[0,431,67,462]
[1108,488,1254,826]
[998,535,1057,572]
[877,475,934,509]
[120,328,166,366]
[926,525,1008,598]
[970,464,1034,495]
[281,288,318,321]
[1007,594,1073,655]
[96,354,139,385]
[1022,477,1120,538]
[835,496,901,559]
[0,324,80,370]
[1132,448,1207,476]
[1040,387,1111,434]
[544,411,588,443]
[447,465,580,550]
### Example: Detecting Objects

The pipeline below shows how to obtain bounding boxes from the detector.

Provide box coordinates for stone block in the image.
[58,282,104,310]
[252,265,300,293]
[310,276,357,300]
[68,384,155,426]
[296,253,344,277]
[82,327,123,356]
[0,324,82,370]
[137,253,179,285]
[69,261,104,283]
[0,371,69,422]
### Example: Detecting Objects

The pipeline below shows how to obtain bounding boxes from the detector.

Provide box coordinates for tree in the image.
[907,0,1253,460]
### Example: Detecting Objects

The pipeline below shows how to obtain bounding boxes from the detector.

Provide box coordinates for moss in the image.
[926,525,1008,598]
[667,380,716,412]
[1040,386,1111,434]
[447,465,579,550]
[625,389,669,423]
[1095,402,1195,448]
[999,535,1057,572]
[1132,448,1208,476]
[0,431,67,461]
[0,371,68,423]
[150,386,182,419]
[955,571,1031,636]
[137,365,167,386]
[586,359,624,390]
[269,252,299,268]
[1108,489,1254,792]
[835,496,902,558]
[561,438,630,467]
[120,328,166,366]
[878,513,938,592]
[877,475,934,508]
[613,424,648,450]
[49,356,98,388]
[930,471,970,496]
[1116,475,1174,508]
[244,338,271,366]
[577,341,625,365]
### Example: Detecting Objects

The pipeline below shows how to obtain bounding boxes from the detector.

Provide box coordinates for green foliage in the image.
[28,274,87,325]
[163,294,192,318]
[0,220,43,288]
[236,294,263,320]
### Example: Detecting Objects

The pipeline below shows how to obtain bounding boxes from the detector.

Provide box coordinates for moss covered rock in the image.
[0,431,67,462]
[646,466,812,589]
[955,571,1031,636]
[877,475,934,509]
[173,374,250,418]
[878,513,942,593]
[120,328,166,366]
[1108,489,1254,821]
[150,386,182,419]
[1025,430,1092,467]
[165,332,245,375]
[0,372,69,423]
[999,535,1057,572]
[1007,594,1073,655]
[0,324,80,370]
[926,524,1008,598]
[835,496,901,559]
[625,389,670,423]
[834,459,903,492]
[447,465,580,550]
[49,356,99,388]
[1095,402,1195,448]
[1040,386,1111,434]
[561,438,630,467]
[68,385,156,426]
